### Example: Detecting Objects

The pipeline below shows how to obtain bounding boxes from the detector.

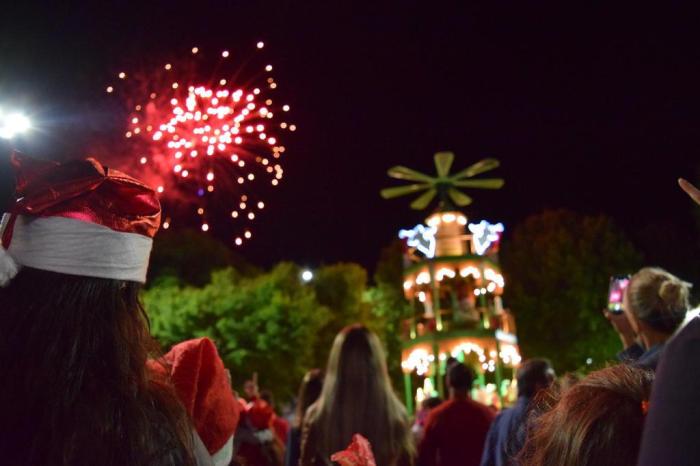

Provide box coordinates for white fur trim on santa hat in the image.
[7,215,153,283]
[0,247,19,287]
[211,435,234,466]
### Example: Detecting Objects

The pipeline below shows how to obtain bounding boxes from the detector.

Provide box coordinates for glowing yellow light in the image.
[162,221,170,229]
[270,83,277,89]
[235,237,243,245]
[247,174,255,180]
[139,157,147,164]
[201,223,209,232]
[272,179,279,186]
[256,41,264,49]
[282,105,290,112]
[165,63,172,70]
[265,65,273,72]
[280,122,287,129]
[172,83,179,89]
[289,124,296,131]
[231,211,239,218]
[442,213,456,223]
[157,186,164,193]
[106,86,114,93]
[118,72,126,79]
[240,202,247,209]
[257,201,265,209]
[181,170,189,177]
[222,50,229,58]
[125,131,132,138]
[192,46,199,54]
[237,177,244,184]
[244,231,252,239]
[197,208,204,215]
[219,79,227,85]
[206,172,214,181]
[248,212,255,220]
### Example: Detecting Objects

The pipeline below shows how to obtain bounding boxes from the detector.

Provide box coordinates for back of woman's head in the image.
[520,365,653,466]
[628,267,691,334]
[0,268,193,466]
[309,325,412,465]
[295,369,323,428]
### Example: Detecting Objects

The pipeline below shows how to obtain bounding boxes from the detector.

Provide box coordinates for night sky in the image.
[1,2,699,272]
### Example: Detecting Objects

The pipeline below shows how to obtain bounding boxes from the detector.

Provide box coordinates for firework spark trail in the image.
[107,42,296,246]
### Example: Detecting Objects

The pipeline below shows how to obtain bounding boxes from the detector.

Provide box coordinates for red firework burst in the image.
[107,42,295,246]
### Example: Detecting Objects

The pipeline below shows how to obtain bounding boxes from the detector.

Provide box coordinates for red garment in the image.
[272,415,290,444]
[417,398,495,466]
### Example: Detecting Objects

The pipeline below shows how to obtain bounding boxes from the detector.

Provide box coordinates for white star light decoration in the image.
[468,221,504,255]
[399,224,437,258]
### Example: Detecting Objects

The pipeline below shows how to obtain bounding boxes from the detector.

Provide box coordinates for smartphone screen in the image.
[608,275,631,314]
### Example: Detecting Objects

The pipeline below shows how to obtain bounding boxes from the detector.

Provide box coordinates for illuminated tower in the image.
[382,152,521,413]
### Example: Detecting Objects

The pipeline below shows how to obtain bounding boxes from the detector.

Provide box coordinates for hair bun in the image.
[659,279,681,302]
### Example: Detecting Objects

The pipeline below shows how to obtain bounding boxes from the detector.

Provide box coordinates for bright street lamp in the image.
[0,109,31,139]
[301,269,313,282]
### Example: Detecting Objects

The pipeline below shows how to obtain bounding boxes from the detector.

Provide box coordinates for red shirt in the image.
[417,398,495,466]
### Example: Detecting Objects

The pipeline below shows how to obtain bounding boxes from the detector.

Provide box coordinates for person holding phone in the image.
[637,178,700,466]
[605,267,692,370]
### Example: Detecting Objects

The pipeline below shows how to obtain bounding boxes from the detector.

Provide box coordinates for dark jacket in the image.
[480,397,531,466]
[617,341,665,371]
[638,317,700,466]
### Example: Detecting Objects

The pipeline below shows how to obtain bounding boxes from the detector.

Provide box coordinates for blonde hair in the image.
[306,325,414,465]
[627,267,692,333]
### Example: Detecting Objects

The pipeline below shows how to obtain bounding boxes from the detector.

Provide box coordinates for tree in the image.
[367,239,413,388]
[501,210,642,372]
[148,230,259,286]
[310,263,370,367]
[143,263,331,400]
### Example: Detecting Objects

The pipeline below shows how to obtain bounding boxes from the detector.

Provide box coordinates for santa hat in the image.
[159,338,240,466]
[0,152,160,285]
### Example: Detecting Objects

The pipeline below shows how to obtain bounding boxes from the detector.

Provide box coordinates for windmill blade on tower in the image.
[387,166,435,182]
[380,151,504,211]
[450,158,500,180]
[380,183,431,199]
[453,178,504,189]
[447,188,473,206]
[410,188,438,210]
[434,151,455,177]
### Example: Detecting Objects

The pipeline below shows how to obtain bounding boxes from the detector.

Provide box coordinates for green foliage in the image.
[501,210,642,372]
[148,230,259,286]
[144,236,410,401]
[310,263,370,367]
[368,240,412,387]
[143,263,331,400]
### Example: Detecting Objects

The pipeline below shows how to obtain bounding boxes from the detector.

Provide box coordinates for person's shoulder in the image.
[466,398,497,421]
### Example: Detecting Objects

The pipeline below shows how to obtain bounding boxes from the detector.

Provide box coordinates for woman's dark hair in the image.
[0,267,194,466]
[447,362,475,391]
[516,358,554,398]
[294,369,323,429]
[519,364,653,466]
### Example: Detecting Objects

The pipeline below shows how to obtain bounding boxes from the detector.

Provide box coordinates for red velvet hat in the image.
[0,152,160,284]
[158,338,240,466]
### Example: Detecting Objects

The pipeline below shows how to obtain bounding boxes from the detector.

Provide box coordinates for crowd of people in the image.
[1,151,699,466]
